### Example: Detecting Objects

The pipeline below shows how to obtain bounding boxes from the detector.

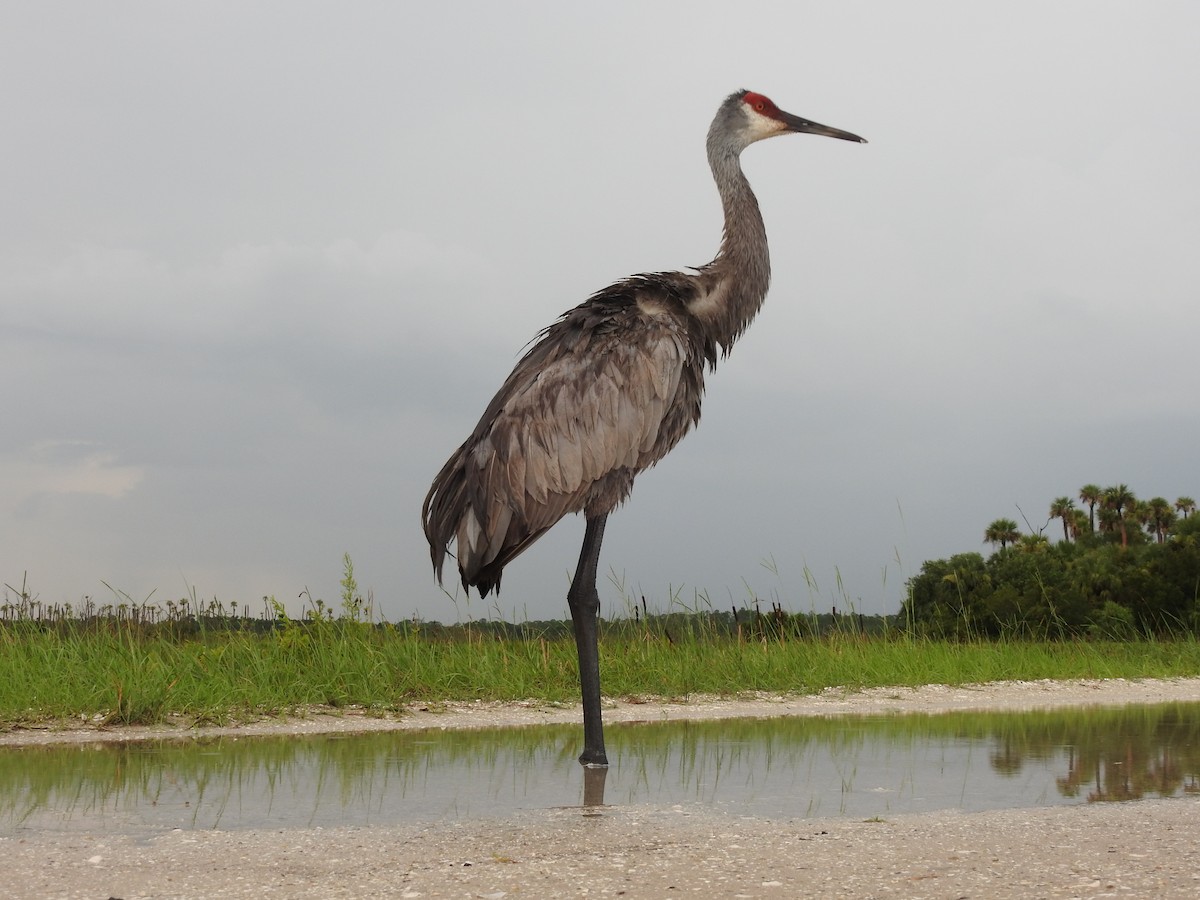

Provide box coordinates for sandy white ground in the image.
[5,678,1200,898]
[5,676,1199,748]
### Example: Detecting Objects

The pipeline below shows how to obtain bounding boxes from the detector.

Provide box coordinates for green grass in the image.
[2,613,1200,729]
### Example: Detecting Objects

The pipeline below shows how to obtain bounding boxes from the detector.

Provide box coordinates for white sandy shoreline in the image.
[4,675,1198,747]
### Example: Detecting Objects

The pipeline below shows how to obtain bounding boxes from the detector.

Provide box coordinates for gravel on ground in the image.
[4,677,1199,898]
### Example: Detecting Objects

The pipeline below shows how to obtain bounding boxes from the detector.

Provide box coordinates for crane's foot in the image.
[578,749,609,768]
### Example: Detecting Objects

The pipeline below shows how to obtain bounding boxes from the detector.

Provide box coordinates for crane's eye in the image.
[743,92,775,116]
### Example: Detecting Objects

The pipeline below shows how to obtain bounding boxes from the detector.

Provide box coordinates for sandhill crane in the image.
[423,90,865,767]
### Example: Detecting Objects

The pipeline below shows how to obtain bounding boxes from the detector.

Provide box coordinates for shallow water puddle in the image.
[3,701,1198,835]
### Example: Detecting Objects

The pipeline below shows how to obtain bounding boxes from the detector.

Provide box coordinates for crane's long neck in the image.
[688,144,771,354]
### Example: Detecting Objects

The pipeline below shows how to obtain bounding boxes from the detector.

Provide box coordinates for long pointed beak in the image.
[781,111,867,144]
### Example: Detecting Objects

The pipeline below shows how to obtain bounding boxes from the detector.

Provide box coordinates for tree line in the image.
[905,484,1200,638]
[983,485,1194,552]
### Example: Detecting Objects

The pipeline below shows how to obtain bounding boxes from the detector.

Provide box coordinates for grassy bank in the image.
[3,612,1199,728]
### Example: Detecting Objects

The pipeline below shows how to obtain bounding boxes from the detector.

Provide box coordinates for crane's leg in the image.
[568,513,608,767]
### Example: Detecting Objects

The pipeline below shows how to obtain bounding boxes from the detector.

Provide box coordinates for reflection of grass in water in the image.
[4,703,1200,832]
[0,724,585,832]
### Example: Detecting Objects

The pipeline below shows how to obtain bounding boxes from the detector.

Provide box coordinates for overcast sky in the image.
[3,2,1198,623]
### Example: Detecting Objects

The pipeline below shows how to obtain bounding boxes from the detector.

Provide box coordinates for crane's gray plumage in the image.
[422,90,864,767]
[423,272,714,596]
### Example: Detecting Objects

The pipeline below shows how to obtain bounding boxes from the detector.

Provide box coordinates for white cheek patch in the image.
[745,107,785,140]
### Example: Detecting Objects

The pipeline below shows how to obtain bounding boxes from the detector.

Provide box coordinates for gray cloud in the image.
[3,3,1198,621]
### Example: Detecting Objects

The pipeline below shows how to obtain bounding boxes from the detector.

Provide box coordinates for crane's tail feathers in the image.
[423,443,538,598]
[422,451,465,586]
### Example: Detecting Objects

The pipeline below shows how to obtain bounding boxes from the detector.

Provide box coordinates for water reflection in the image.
[3,701,1198,836]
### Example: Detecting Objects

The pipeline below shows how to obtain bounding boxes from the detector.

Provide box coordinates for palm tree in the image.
[1018,534,1050,553]
[1079,484,1102,533]
[1069,509,1090,542]
[1176,496,1196,519]
[1049,496,1076,542]
[1127,498,1149,535]
[1146,497,1176,543]
[984,518,1021,551]
[1102,484,1136,548]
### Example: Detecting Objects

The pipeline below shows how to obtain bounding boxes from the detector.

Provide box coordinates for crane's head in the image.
[715,90,866,151]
